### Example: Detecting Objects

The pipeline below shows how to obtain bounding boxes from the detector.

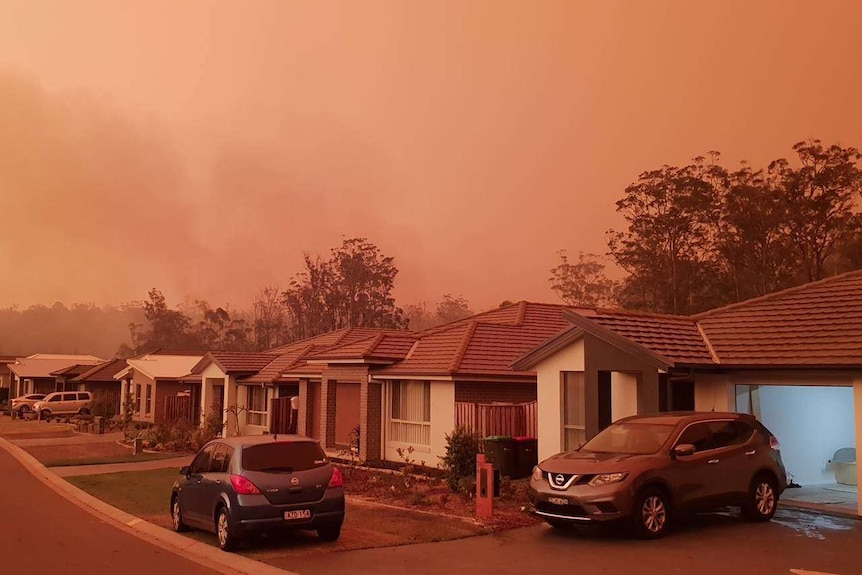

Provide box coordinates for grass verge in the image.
[45,452,180,467]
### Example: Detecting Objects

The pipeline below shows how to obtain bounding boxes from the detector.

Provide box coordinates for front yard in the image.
[68,468,489,559]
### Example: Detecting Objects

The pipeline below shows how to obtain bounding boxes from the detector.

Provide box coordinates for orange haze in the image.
[1,0,861,311]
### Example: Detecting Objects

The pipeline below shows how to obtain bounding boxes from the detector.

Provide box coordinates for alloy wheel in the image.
[172,501,181,530]
[217,512,229,547]
[642,495,667,533]
[755,482,775,516]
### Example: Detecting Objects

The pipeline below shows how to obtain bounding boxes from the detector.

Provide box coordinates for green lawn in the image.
[67,467,180,519]
[45,452,180,468]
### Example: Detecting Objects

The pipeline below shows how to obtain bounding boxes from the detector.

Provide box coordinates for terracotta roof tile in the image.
[308,332,417,362]
[72,358,129,383]
[694,269,862,366]
[240,345,316,384]
[193,352,281,374]
[378,302,577,377]
[587,310,715,365]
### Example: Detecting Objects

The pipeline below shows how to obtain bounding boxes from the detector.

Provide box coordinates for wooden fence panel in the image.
[165,395,193,422]
[454,401,538,438]
[270,397,298,435]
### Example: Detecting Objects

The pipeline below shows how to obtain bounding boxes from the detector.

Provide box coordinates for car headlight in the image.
[588,473,628,487]
[532,466,543,482]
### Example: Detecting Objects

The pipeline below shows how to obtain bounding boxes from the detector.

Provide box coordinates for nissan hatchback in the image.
[171,435,345,551]
[529,412,786,538]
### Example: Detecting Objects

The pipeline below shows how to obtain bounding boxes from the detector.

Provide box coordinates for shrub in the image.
[91,393,118,418]
[440,426,481,493]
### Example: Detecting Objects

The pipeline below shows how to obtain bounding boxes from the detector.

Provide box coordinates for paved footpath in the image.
[53,454,194,477]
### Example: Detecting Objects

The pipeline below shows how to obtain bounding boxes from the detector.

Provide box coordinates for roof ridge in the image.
[593,307,692,321]
[514,301,528,326]
[692,268,862,320]
[449,321,478,373]
[363,333,386,356]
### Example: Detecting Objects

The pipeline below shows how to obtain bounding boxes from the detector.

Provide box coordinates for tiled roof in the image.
[72,358,129,383]
[8,356,103,378]
[587,309,715,365]
[190,352,281,375]
[377,302,577,377]
[50,364,95,377]
[693,269,862,366]
[307,332,417,362]
[240,345,316,384]
[267,328,410,355]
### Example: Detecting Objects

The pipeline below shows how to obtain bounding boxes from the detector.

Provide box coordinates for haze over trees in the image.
[554,138,862,315]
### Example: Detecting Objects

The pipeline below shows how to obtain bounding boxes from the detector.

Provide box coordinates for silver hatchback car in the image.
[529,412,786,538]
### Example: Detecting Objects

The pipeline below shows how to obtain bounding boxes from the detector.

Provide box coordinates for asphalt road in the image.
[0,446,223,575]
[279,507,862,575]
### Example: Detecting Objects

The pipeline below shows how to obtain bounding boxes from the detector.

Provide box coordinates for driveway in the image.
[278,508,862,575]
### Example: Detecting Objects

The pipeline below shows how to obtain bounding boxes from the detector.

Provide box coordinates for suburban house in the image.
[115,352,203,424]
[0,356,16,396]
[187,304,579,467]
[68,358,129,415]
[8,354,104,397]
[514,269,862,516]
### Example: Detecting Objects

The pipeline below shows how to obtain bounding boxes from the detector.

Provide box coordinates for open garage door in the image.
[737,384,855,486]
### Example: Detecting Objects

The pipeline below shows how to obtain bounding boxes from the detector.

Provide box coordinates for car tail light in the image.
[769,435,780,450]
[230,475,261,495]
[327,467,343,488]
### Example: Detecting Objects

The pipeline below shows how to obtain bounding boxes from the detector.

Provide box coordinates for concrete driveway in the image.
[277,508,862,575]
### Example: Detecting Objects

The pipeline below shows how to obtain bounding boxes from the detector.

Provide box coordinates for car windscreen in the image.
[241,442,328,473]
[580,422,676,455]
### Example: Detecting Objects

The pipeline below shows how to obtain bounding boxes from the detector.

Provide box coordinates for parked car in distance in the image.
[11,394,46,416]
[171,435,345,551]
[32,391,93,419]
[529,412,786,538]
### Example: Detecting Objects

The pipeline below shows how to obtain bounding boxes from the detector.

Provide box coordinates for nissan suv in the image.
[32,391,93,419]
[529,412,786,538]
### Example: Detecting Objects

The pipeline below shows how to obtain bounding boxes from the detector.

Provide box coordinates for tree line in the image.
[552,139,862,314]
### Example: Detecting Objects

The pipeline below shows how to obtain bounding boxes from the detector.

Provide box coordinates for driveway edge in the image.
[0,435,298,575]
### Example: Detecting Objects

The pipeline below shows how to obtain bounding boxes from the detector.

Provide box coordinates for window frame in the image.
[386,380,432,448]
[562,371,586,451]
[246,385,269,427]
[144,384,152,416]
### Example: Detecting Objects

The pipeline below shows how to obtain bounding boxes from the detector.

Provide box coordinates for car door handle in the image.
[745,450,756,456]
[215,480,221,485]
[708,459,720,464]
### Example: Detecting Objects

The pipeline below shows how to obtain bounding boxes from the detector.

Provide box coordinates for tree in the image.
[282,238,407,340]
[549,251,617,307]
[715,165,797,301]
[435,294,472,324]
[768,139,862,282]
[252,285,289,350]
[607,162,722,314]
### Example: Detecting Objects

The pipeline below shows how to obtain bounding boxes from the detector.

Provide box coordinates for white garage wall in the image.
[755,386,855,486]
[611,372,638,422]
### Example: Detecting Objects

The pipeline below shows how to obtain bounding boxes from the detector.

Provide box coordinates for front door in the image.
[335,382,361,447]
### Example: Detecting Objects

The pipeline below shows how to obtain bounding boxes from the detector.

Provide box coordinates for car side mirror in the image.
[180,466,190,476]
[672,444,696,458]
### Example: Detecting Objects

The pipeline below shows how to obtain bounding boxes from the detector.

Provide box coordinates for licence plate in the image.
[548,497,569,506]
[284,509,312,521]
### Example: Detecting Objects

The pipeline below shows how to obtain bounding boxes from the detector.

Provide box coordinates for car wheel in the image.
[317,525,342,542]
[171,496,188,532]
[18,405,29,416]
[78,408,90,416]
[216,507,239,551]
[742,475,778,522]
[633,488,671,539]
[40,410,52,421]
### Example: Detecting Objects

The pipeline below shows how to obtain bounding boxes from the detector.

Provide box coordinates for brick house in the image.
[67,358,128,415]
[8,354,103,397]
[115,353,203,424]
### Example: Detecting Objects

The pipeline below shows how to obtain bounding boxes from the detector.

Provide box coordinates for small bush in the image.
[440,426,481,493]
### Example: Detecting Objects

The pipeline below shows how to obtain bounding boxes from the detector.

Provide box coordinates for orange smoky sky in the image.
[0,0,861,311]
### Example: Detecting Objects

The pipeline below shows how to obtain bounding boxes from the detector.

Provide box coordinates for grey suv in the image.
[529,412,786,538]
[171,435,345,551]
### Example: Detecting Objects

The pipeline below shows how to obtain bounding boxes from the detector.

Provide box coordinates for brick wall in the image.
[297,379,309,436]
[361,380,382,462]
[454,381,537,404]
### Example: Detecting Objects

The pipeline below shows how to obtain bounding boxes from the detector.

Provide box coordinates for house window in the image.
[145,384,152,416]
[388,381,431,446]
[247,386,268,427]
[135,384,142,414]
[563,371,585,450]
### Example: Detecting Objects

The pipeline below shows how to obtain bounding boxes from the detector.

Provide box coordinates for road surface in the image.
[0,445,223,574]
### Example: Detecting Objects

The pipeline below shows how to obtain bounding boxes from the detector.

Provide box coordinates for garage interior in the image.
[736,384,857,515]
